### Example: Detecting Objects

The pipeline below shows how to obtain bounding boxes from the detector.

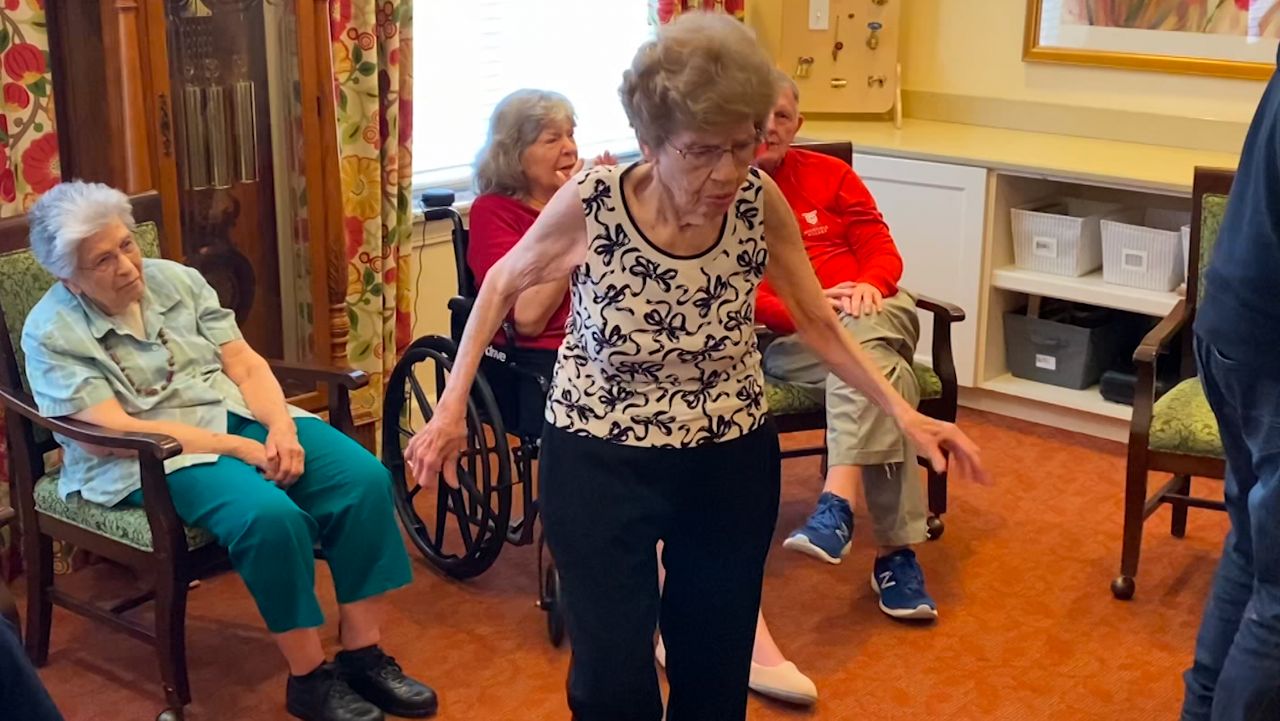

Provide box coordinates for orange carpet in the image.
[16,409,1229,720]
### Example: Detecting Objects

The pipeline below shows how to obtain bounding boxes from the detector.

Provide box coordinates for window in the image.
[413,1,655,192]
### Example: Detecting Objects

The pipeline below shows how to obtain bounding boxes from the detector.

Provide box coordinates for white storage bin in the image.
[1181,224,1193,278]
[1101,207,1192,292]
[1011,199,1128,277]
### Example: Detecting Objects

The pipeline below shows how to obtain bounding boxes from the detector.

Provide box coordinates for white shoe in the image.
[654,637,818,706]
[749,660,818,706]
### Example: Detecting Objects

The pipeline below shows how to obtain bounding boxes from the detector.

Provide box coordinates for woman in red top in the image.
[465,87,818,706]
[467,89,584,438]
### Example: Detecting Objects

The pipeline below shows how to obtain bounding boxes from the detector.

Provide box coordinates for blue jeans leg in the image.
[1181,337,1280,721]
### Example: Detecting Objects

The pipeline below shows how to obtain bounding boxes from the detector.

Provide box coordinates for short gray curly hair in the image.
[474,89,576,197]
[620,11,776,150]
[29,181,136,279]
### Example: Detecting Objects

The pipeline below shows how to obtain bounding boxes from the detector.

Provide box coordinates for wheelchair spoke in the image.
[407,374,433,424]
[450,488,475,549]
[433,482,450,553]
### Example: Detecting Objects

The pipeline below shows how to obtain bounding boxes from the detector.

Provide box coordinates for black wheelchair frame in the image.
[381,189,565,646]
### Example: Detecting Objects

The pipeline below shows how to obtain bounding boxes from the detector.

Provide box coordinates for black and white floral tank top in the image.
[544,163,769,447]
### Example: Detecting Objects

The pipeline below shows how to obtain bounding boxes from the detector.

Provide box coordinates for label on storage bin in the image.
[1121,248,1148,271]
[1035,353,1058,371]
[1032,236,1058,258]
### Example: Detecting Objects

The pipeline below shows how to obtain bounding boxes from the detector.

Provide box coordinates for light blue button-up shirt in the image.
[22,258,313,507]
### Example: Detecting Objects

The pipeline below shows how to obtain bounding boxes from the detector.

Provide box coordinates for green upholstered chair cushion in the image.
[33,474,215,552]
[0,221,161,389]
[765,379,823,415]
[1148,378,1223,459]
[1196,194,1227,305]
[915,363,942,402]
[765,362,943,416]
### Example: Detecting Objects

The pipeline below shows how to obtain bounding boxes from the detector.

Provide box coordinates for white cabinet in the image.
[852,153,987,386]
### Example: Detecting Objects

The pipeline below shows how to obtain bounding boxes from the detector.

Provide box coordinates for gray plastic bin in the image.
[1003,304,1125,390]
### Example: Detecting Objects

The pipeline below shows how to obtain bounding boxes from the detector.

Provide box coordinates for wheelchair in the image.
[381,189,566,646]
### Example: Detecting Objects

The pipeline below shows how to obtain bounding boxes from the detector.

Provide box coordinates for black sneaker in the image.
[286,663,384,721]
[336,646,438,718]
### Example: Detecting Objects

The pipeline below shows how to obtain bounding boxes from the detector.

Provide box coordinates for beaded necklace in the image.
[106,328,177,398]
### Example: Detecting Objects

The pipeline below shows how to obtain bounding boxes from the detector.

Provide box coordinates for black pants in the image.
[0,618,63,721]
[539,421,781,721]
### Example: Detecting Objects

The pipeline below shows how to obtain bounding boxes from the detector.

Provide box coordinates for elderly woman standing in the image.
[22,182,437,721]
[467,88,817,705]
[406,13,986,721]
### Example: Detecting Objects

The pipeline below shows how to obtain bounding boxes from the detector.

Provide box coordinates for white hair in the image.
[774,67,799,104]
[28,181,136,279]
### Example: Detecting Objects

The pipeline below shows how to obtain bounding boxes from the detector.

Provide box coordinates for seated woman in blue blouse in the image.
[21,181,436,721]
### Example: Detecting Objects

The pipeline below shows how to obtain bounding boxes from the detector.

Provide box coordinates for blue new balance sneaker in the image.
[782,492,853,564]
[870,548,938,621]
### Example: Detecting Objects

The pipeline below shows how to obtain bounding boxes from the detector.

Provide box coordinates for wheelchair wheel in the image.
[383,335,513,580]
[537,532,566,647]
[544,565,565,647]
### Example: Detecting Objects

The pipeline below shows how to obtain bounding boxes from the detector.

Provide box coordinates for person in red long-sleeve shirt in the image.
[757,73,939,621]
[465,88,816,705]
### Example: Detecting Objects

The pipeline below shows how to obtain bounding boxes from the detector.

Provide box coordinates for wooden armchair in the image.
[1111,167,1232,600]
[764,141,964,538]
[0,192,370,720]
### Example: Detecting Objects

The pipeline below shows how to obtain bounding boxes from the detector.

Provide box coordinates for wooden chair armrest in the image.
[268,360,369,390]
[267,361,366,436]
[0,386,182,460]
[914,294,966,323]
[0,386,191,560]
[1133,299,1189,365]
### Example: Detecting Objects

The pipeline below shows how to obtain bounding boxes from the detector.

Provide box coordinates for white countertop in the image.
[800,118,1241,195]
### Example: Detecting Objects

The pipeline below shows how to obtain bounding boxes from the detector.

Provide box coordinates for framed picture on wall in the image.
[1024,0,1280,79]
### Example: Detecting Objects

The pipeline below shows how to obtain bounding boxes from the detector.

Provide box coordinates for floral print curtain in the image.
[652,0,746,24]
[0,0,59,579]
[329,0,413,420]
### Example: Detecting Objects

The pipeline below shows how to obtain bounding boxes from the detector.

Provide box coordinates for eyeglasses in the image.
[668,132,763,173]
[80,236,139,276]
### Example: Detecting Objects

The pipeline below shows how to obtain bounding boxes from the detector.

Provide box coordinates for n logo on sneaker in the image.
[877,571,896,589]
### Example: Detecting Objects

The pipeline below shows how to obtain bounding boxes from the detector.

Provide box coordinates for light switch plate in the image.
[808,0,830,30]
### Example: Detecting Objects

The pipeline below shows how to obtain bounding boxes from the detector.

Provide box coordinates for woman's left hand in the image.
[897,410,989,486]
[264,424,305,487]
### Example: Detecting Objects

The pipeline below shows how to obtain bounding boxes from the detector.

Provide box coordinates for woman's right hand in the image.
[404,407,468,489]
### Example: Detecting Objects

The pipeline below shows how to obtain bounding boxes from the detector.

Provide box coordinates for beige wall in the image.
[751,0,1268,123]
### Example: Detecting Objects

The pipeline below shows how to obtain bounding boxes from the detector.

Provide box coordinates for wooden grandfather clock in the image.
[45,0,350,370]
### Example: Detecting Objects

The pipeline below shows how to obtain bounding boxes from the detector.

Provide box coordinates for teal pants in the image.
[124,414,412,633]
